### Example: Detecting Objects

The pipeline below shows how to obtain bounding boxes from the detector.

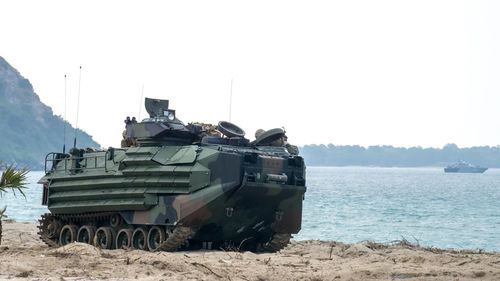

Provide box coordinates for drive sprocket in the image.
[37,213,61,247]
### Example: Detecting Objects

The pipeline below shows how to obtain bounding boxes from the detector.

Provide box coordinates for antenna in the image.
[138,84,144,120]
[63,74,67,154]
[229,78,233,121]
[74,66,82,148]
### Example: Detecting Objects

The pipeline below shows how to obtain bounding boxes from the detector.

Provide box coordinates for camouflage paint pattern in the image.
[41,100,306,246]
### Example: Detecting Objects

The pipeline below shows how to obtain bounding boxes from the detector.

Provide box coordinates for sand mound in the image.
[1,222,499,280]
[49,242,104,257]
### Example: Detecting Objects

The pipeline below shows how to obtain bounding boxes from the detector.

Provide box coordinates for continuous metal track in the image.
[38,212,193,252]
[154,226,193,252]
[37,212,114,248]
[37,213,60,247]
[39,212,288,253]
[263,233,291,252]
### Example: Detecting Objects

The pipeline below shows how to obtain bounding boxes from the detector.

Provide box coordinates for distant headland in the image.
[2,55,498,170]
[300,143,500,168]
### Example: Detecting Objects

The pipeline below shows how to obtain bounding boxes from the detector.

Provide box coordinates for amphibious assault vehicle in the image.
[38,98,306,252]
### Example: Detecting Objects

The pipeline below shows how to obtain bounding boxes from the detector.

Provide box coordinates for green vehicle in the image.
[38,98,306,252]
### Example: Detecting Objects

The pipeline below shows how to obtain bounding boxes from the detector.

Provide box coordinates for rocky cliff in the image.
[0,56,100,169]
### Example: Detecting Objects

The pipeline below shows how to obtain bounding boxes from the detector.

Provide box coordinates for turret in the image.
[125,98,198,146]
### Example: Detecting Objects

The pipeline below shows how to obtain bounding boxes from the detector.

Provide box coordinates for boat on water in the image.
[444,161,488,173]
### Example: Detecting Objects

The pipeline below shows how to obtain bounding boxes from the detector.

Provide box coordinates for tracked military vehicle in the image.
[38,98,306,252]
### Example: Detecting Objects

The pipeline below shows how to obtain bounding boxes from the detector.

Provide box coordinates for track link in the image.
[154,226,193,252]
[263,233,291,252]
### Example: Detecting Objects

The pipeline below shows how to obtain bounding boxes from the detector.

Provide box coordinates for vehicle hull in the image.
[40,143,306,251]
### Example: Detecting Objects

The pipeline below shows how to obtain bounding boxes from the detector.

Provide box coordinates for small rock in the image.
[473,271,486,277]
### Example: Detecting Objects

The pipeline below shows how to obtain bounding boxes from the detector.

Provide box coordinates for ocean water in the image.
[295,167,500,252]
[0,171,48,222]
[1,168,499,251]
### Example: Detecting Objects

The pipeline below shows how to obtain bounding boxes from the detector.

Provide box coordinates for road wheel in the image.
[115,228,134,249]
[109,214,122,227]
[147,226,166,251]
[59,224,78,246]
[77,225,96,244]
[132,227,148,250]
[94,227,115,249]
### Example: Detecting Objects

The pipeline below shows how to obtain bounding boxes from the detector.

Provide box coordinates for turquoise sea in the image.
[1,167,499,251]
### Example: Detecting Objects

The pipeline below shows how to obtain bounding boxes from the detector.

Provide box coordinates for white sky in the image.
[1,0,499,148]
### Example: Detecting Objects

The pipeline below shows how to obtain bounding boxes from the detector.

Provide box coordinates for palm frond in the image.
[0,206,6,218]
[0,163,29,198]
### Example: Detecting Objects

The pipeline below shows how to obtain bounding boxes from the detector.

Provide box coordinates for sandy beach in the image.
[0,221,499,281]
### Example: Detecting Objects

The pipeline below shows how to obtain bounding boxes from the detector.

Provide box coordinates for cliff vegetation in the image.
[0,56,100,170]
